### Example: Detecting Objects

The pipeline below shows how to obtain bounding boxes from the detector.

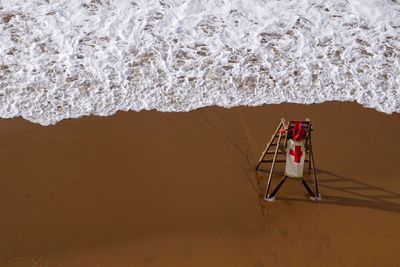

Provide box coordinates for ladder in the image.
[255,118,320,201]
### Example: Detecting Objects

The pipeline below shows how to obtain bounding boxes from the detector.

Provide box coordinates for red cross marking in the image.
[289,145,303,163]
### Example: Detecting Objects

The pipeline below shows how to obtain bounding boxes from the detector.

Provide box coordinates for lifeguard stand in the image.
[255,118,320,201]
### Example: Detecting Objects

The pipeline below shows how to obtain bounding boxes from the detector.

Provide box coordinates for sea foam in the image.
[0,0,399,125]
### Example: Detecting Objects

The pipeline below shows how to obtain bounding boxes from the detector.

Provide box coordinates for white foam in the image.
[0,0,399,125]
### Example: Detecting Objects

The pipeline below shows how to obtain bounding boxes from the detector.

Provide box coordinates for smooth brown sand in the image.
[0,102,399,267]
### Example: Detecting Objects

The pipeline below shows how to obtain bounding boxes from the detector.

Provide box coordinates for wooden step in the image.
[266,151,285,154]
[262,159,310,163]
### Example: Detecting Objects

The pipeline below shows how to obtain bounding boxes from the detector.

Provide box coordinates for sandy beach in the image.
[0,101,399,266]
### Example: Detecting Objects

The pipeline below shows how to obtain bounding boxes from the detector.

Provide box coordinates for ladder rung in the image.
[261,159,310,163]
[262,159,286,163]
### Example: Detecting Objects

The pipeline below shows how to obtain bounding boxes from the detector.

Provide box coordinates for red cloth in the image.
[292,122,306,141]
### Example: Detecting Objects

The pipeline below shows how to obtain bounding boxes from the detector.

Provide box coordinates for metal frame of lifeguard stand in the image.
[255,118,320,200]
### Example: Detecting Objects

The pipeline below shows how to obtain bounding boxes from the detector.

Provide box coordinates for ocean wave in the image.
[0,0,399,125]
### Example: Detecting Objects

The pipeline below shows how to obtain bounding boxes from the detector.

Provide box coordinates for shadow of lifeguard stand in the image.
[255,118,320,201]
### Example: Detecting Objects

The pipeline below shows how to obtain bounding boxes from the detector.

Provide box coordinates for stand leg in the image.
[264,133,282,199]
[307,138,312,173]
[268,176,287,199]
[309,138,319,197]
[301,178,316,198]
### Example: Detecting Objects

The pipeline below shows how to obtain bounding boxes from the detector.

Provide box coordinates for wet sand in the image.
[0,102,399,266]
